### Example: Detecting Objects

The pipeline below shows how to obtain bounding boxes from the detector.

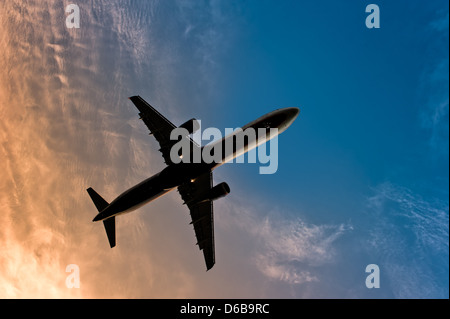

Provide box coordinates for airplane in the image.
[87,96,299,271]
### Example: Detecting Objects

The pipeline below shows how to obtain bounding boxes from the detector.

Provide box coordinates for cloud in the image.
[254,219,349,284]
[430,11,449,32]
[367,183,449,254]
[0,0,259,299]
[419,11,449,157]
[0,0,376,299]
[218,199,352,287]
[0,0,172,298]
[365,182,449,298]
[253,221,348,285]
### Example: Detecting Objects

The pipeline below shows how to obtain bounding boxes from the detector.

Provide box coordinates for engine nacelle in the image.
[179,118,200,135]
[195,182,230,203]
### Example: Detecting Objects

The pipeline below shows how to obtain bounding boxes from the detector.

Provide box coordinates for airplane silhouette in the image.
[88,96,299,270]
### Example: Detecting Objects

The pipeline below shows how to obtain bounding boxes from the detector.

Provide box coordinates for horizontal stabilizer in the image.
[87,187,109,212]
[103,217,116,248]
[87,187,116,248]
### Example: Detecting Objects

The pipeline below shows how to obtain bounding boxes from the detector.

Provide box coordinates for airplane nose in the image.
[275,107,299,133]
[286,107,300,120]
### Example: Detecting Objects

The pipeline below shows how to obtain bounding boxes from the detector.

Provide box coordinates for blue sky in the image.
[0,0,447,298]
[176,0,449,297]
[226,4,444,192]
[174,0,447,220]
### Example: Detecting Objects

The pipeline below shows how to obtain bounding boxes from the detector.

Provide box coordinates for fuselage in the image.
[93,107,299,222]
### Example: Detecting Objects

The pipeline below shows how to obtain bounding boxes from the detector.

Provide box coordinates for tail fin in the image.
[87,187,116,248]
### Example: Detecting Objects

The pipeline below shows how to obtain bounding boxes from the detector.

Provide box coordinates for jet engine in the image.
[179,118,200,135]
[194,182,230,203]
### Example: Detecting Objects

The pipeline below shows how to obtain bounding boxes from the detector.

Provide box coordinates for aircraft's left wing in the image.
[128,96,177,165]
[178,171,215,271]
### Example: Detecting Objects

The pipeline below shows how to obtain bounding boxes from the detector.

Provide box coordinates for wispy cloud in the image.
[420,11,449,157]
[0,0,167,298]
[253,218,350,285]
[218,199,352,286]
[0,0,246,298]
[366,182,449,298]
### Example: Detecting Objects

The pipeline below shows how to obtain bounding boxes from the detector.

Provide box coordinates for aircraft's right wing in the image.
[178,171,215,271]
[129,96,178,165]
